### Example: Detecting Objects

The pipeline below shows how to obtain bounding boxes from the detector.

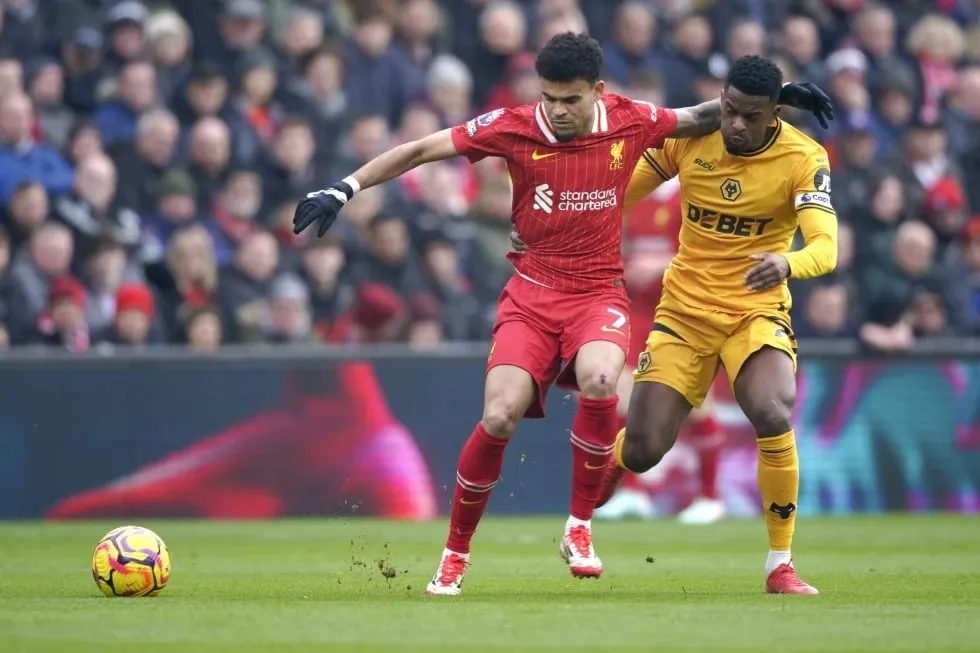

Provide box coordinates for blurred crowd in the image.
[0,0,978,352]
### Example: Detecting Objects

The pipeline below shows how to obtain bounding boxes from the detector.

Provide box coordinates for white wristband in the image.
[342,176,361,195]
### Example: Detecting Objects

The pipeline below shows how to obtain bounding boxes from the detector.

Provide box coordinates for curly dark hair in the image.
[535,32,603,85]
[725,55,783,102]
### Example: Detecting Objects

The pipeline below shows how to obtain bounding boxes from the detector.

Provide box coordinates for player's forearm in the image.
[783,210,838,279]
[349,129,457,190]
[671,100,722,138]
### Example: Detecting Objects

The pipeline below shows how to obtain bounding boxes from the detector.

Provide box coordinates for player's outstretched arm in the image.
[293,129,459,237]
[671,101,723,138]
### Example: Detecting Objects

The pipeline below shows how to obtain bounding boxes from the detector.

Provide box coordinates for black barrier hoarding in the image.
[0,344,977,519]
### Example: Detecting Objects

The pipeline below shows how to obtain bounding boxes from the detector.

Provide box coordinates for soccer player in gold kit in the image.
[596,55,837,594]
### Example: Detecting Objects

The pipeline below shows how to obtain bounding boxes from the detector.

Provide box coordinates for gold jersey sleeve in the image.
[625,139,689,210]
[662,120,836,313]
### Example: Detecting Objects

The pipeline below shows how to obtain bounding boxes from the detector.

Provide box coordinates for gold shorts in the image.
[633,288,797,408]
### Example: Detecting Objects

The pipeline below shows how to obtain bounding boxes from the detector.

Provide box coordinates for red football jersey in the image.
[450,94,678,292]
[623,177,683,357]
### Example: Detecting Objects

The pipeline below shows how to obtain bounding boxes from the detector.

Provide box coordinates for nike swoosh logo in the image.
[460,498,483,505]
[584,462,605,470]
[600,325,624,335]
[531,150,558,160]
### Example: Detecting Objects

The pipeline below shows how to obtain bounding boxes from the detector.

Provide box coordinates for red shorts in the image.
[488,275,631,418]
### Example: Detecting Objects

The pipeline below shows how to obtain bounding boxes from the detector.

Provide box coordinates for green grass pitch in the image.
[0,515,978,652]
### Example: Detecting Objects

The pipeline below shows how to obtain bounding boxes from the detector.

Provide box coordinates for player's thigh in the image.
[723,316,798,436]
[557,291,630,394]
[486,319,561,429]
[634,325,720,410]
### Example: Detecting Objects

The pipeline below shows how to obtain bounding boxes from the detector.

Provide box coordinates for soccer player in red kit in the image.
[293,33,834,596]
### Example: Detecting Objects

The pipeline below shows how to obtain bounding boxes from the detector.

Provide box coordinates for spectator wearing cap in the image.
[111,108,180,217]
[99,282,158,346]
[32,274,90,351]
[602,2,664,88]
[830,111,880,219]
[923,176,969,259]
[873,70,918,155]
[254,272,317,344]
[344,4,415,127]
[140,168,199,264]
[27,59,74,151]
[206,170,262,265]
[0,93,74,206]
[104,1,147,75]
[96,59,158,147]
[145,9,193,105]
[60,26,105,114]
[211,0,269,82]
[227,47,282,167]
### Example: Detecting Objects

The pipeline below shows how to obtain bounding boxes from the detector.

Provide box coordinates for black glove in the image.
[778,82,835,130]
[292,181,354,237]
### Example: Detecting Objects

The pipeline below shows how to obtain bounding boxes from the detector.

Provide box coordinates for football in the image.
[91,525,171,597]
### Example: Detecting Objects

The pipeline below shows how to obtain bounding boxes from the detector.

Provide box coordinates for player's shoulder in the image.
[463,105,534,137]
[604,93,663,121]
[773,120,829,166]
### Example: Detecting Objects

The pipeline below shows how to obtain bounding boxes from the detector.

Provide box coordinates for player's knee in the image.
[620,425,671,473]
[744,389,795,437]
[481,401,522,439]
[577,366,619,400]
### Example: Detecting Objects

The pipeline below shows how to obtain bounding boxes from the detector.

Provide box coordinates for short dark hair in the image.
[725,55,783,102]
[535,32,603,85]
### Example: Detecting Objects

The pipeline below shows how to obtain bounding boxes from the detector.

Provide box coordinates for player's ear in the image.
[594,80,605,97]
[773,105,782,119]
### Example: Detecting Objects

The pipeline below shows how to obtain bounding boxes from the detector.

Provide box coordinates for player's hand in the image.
[293,182,354,237]
[744,253,790,291]
[778,82,834,129]
[510,229,527,253]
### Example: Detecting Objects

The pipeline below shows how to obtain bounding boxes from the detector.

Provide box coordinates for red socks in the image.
[445,423,508,554]
[690,415,722,500]
[569,396,619,520]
